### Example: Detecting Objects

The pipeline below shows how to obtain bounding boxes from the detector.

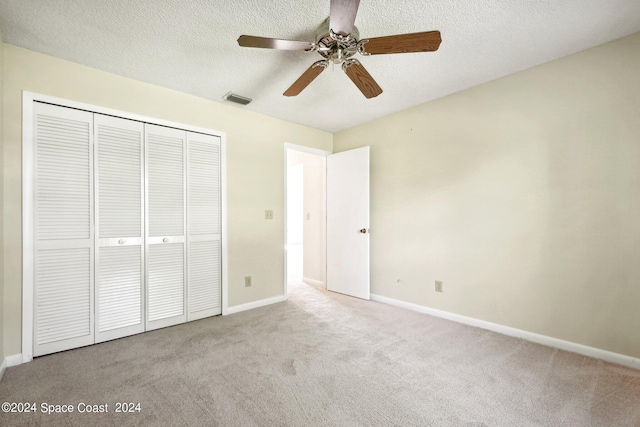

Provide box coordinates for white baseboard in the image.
[6,354,23,367]
[5,353,23,368]
[1,353,24,381]
[370,293,640,371]
[302,278,325,288]
[225,295,287,315]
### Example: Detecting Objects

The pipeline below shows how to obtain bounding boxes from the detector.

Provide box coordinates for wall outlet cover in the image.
[435,281,443,292]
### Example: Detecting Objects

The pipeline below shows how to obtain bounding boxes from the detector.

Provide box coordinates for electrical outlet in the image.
[435,280,443,292]
[265,210,273,220]
[245,276,252,287]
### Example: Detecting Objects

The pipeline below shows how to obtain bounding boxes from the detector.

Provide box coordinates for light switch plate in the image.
[265,210,273,220]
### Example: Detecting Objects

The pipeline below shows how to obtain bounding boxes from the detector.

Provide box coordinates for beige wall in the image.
[302,154,326,284]
[334,33,640,358]
[1,44,332,356]
[0,35,5,361]
[287,150,326,284]
[4,32,640,361]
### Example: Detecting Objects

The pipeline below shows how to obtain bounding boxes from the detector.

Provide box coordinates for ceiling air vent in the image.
[223,92,252,105]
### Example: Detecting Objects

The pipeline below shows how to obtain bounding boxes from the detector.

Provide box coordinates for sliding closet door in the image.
[145,124,187,330]
[187,132,222,320]
[33,103,94,357]
[95,115,144,342]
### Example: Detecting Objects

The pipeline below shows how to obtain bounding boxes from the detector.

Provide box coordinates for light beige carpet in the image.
[1,282,639,426]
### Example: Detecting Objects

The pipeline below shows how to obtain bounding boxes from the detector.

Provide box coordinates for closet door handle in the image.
[118,239,126,245]
[163,237,169,243]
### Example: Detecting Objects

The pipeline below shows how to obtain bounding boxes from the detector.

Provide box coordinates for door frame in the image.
[22,91,228,363]
[283,143,330,298]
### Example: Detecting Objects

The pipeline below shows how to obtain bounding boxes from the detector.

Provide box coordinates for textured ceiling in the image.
[1,0,640,132]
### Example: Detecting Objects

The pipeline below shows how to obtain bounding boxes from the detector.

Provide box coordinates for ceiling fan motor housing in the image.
[316,17,360,64]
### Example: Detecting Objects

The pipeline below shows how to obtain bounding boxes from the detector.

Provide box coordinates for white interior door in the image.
[145,124,187,330]
[95,114,144,342]
[326,146,370,300]
[33,103,95,356]
[187,132,222,320]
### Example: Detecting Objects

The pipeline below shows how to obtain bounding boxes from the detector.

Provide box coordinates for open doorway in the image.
[286,163,304,283]
[285,144,329,294]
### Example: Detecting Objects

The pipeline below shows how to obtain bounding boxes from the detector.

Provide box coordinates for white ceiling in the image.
[1,0,640,132]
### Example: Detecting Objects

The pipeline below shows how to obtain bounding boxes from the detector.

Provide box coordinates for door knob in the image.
[163,237,169,243]
[118,239,126,245]
[359,228,369,234]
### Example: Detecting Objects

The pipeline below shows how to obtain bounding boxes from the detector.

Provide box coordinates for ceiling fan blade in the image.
[342,60,382,99]
[360,31,442,55]
[238,35,313,51]
[284,61,329,96]
[330,0,361,36]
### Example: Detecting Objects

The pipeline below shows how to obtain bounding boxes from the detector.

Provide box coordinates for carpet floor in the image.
[1,282,639,426]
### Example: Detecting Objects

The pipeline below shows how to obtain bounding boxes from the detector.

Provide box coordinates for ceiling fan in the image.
[237,0,442,99]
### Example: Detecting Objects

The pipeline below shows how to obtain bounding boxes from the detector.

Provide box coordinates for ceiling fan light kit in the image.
[237,0,441,99]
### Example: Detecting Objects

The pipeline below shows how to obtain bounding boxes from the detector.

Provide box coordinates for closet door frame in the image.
[22,92,228,363]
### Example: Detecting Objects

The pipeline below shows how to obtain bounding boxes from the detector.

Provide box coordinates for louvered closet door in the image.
[95,115,144,343]
[33,103,94,357]
[145,124,187,330]
[187,132,222,320]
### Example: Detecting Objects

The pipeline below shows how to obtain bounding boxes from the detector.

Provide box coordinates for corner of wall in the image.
[330,131,334,154]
